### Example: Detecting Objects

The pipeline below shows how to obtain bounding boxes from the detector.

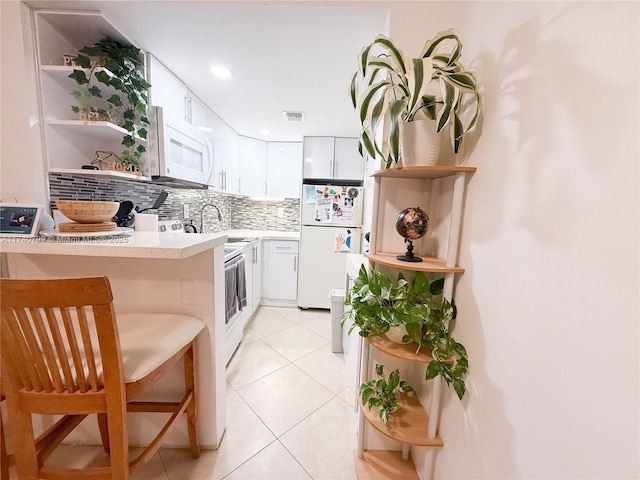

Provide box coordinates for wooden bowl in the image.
[56,200,120,224]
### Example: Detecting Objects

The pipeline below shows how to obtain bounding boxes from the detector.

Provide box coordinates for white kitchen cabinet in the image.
[233,239,261,331]
[208,117,239,193]
[249,240,262,315]
[262,240,298,306]
[238,136,267,196]
[267,142,302,198]
[302,136,364,182]
[33,10,150,180]
[148,54,208,130]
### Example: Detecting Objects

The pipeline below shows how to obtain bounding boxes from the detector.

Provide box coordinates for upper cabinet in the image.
[237,139,302,198]
[34,10,150,180]
[147,54,208,130]
[266,142,302,198]
[302,136,365,182]
[238,136,268,196]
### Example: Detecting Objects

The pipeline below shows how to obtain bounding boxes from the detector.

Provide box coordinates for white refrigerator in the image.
[298,183,364,309]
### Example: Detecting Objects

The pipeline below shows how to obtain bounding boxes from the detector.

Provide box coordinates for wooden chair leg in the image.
[184,341,200,458]
[9,408,38,479]
[105,395,129,480]
[97,413,110,453]
[1,411,9,480]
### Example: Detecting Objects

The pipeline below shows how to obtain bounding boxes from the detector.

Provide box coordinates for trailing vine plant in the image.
[360,364,414,424]
[344,265,469,399]
[69,37,151,167]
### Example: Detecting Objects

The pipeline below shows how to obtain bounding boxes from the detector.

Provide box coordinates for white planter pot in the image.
[399,119,441,167]
[385,324,412,344]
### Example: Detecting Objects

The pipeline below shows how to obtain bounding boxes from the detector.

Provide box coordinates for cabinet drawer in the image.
[267,240,299,254]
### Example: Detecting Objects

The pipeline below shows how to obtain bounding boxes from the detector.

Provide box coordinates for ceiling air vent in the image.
[283,111,305,122]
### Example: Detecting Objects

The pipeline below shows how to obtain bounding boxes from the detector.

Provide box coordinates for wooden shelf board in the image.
[353,450,419,480]
[371,165,476,179]
[365,252,464,273]
[49,168,150,181]
[360,392,443,447]
[368,336,434,364]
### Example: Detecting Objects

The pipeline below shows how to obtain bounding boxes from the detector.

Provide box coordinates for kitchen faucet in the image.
[200,203,223,233]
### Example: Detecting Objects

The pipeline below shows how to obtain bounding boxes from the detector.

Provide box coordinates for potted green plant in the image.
[360,364,414,425]
[344,265,469,399]
[349,29,481,168]
[69,37,151,168]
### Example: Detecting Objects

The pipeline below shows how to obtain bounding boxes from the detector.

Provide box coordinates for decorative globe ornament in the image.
[395,207,429,262]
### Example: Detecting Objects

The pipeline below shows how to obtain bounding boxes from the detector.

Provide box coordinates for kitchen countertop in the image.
[224,229,300,241]
[0,229,299,259]
[0,231,226,259]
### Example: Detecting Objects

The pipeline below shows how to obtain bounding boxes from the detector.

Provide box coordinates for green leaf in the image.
[94,70,111,85]
[453,379,466,399]
[107,94,123,107]
[375,364,384,377]
[387,369,400,391]
[380,408,389,425]
[87,86,102,98]
[73,54,92,69]
[121,135,135,148]
[426,361,443,380]
[399,380,414,393]
[429,277,444,295]
[68,69,89,85]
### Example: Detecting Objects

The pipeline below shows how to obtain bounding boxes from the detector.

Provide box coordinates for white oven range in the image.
[157,219,246,364]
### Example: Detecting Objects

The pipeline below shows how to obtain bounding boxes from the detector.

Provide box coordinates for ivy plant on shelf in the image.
[360,364,414,425]
[69,36,151,168]
[344,265,469,399]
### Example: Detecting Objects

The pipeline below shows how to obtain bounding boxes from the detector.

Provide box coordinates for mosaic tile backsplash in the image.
[48,173,300,233]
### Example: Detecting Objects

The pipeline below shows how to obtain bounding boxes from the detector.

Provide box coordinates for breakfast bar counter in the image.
[1,232,228,449]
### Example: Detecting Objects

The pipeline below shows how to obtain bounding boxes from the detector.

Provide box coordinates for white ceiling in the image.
[26,1,390,142]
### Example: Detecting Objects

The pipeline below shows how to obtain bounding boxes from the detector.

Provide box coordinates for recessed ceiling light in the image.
[210,65,232,78]
[259,129,270,135]
[197,126,212,132]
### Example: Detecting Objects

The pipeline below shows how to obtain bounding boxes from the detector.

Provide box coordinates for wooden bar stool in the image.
[0,276,205,479]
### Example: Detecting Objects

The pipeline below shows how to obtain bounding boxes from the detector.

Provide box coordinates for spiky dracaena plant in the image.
[350,29,481,167]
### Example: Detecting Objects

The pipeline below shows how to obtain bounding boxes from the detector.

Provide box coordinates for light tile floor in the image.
[7,306,358,479]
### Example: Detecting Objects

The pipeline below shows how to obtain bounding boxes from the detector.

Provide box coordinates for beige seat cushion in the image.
[116,313,205,383]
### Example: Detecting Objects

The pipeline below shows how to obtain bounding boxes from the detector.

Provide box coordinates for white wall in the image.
[0,0,48,205]
[1,1,638,478]
[386,2,639,479]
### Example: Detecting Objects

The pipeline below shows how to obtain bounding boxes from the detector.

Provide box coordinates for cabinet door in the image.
[267,253,298,300]
[148,54,188,122]
[303,136,334,179]
[238,136,267,196]
[188,89,209,131]
[217,122,239,192]
[267,142,302,198]
[264,240,299,301]
[333,137,364,181]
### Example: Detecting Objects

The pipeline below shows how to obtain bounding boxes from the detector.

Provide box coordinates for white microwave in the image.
[148,106,214,186]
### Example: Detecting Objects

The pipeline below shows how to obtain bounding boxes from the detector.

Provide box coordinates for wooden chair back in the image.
[1,277,125,404]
